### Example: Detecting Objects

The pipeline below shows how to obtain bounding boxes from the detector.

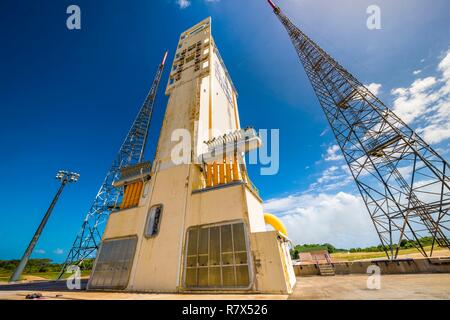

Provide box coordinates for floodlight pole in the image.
[9,171,79,282]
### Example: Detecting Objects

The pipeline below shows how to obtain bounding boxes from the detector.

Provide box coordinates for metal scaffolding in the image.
[267,0,449,259]
[59,52,168,276]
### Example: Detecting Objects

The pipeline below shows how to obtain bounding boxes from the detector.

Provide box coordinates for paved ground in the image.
[291,274,450,300]
[0,274,449,300]
[0,279,89,292]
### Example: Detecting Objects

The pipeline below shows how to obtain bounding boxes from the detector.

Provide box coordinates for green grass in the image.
[331,251,388,261]
[0,275,10,282]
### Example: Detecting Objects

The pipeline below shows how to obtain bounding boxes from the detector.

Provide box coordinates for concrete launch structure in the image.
[88,18,296,294]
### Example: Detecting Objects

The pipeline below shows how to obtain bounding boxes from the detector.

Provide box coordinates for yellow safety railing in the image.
[120,181,143,210]
[205,156,241,188]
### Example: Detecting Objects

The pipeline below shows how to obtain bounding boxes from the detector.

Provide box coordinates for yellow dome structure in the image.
[264,213,288,237]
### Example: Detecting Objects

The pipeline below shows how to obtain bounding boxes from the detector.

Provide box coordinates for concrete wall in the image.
[98,164,193,292]
[251,231,296,294]
[209,47,237,135]
[187,183,247,229]
[294,258,450,276]
[244,188,266,233]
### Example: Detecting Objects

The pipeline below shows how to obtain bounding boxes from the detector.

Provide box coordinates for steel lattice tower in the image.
[267,0,449,259]
[60,52,168,275]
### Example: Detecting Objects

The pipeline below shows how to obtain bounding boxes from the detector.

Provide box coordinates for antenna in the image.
[268,3,450,259]
[59,51,168,277]
[267,0,280,12]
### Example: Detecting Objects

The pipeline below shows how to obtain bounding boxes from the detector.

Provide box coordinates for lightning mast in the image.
[267,0,449,259]
[60,52,168,275]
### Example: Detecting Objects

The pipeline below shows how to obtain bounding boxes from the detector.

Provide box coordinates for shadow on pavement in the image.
[0,279,88,292]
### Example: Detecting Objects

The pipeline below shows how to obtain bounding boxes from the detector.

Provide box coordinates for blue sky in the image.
[1,0,449,261]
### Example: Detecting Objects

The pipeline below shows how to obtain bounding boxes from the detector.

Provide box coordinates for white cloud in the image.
[177,0,219,9]
[35,249,46,254]
[53,248,64,255]
[411,77,437,93]
[397,165,413,181]
[176,0,191,9]
[317,165,339,183]
[413,69,422,75]
[365,83,382,95]
[439,50,450,81]
[417,118,450,144]
[324,144,344,161]
[264,192,379,248]
[391,48,450,144]
[308,164,353,192]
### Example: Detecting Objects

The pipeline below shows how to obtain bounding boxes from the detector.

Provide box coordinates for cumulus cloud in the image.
[391,48,450,144]
[317,166,339,183]
[324,144,344,161]
[413,69,422,75]
[264,192,379,248]
[176,0,191,9]
[35,249,46,254]
[365,83,382,95]
[308,164,353,192]
[177,0,219,9]
[53,248,64,255]
[439,50,450,81]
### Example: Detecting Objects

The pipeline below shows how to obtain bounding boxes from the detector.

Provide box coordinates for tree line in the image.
[0,258,94,274]
[290,236,438,259]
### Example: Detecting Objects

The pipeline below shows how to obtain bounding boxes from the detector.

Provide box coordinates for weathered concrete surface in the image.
[290,274,450,300]
[295,257,450,276]
[1,274,449,300]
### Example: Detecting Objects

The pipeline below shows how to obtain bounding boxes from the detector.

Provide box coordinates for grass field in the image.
[331,246,450,261]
